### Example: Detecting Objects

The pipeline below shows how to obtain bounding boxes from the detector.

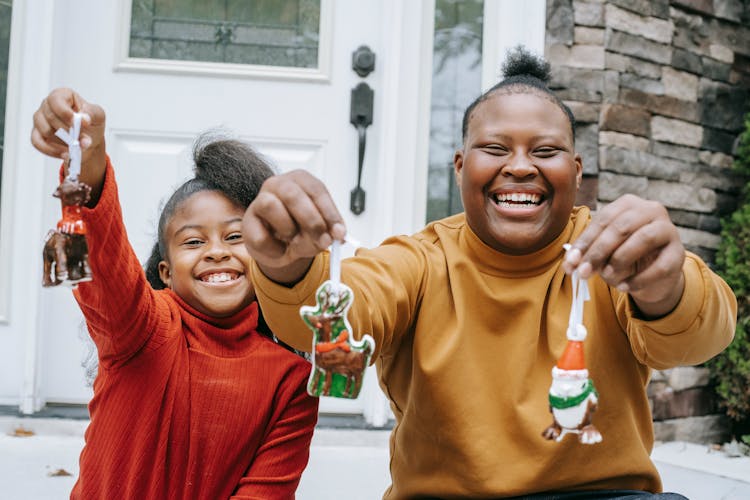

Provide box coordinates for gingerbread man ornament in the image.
[300,240,375,398]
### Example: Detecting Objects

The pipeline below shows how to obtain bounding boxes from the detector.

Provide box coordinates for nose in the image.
[502,152,538,178]
[204,240,231,261]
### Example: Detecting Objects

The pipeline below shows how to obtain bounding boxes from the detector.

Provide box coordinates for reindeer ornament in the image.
[542,246,602,445]
[42,113,93,288]
[300,241,375,398]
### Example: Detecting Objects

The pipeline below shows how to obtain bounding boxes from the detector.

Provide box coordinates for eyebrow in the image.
[173,218,243,237]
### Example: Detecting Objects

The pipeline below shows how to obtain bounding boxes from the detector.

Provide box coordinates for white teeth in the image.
[494,193,541,205]
[203,272,236,283]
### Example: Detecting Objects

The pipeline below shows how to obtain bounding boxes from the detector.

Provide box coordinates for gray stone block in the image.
[671,0,714,16]
[607,0,671,18]
[652,116,703,147]
[598,171,649,200]
[605,4,674,44]
[652,142,700,162]
[600,104,651,136]
[701,126,738,153]
[668,209,722,233]
[714,0,744,23]
[605,52,663,79]
[565,101,600,123]
[620,73,665,95]
[599,145,683,180]
[619,88,699,122]
[676,225,722,248]
[672,48,704,74]
[573,0,604,27]
[547,0,575,45]
[699,80,749,131]
[702,57,732,82]
[606,29,673,64]
[576,123,599,175]
[647,179,716,212]
[599,131,650,151]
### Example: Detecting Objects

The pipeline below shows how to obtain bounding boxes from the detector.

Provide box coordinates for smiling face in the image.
[454,90,582,255]
[158,190,254,318]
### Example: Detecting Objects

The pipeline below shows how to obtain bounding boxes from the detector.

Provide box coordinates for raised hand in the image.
[562,194,686,318]
[242,169,346,285]
[31,88,107,204]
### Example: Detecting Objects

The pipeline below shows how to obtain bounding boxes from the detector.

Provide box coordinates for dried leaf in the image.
[47,468,72,477]
[9,426,35,437]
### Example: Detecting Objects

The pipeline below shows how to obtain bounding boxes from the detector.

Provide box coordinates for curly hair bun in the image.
[501,45,551,84]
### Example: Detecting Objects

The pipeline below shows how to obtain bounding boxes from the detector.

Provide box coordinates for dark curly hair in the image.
[144,132,275,289]
[461,45,576,141]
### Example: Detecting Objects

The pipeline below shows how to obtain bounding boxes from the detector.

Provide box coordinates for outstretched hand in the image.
[31,88,107,204]
[242,169,346,285]
[562,194,686,319]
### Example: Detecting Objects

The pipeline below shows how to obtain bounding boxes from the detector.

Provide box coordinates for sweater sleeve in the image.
[72,157,167,367]
[250,235,428,359]
[230,364,319,499]
[615,251,737,369]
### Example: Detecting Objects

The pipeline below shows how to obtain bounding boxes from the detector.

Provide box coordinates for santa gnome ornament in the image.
[542,247,602,445]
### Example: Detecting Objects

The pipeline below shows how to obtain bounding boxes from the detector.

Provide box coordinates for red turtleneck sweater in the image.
[70,159,318,499]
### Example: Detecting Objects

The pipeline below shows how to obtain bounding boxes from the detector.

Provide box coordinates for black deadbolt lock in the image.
[352,45,375,78]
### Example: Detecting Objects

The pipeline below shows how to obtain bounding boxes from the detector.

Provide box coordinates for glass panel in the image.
[426,0,483,223]
[129,0,320,68]
[0,0,12,206]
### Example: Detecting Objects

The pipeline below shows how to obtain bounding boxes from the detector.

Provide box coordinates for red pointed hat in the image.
[557,340,586,371]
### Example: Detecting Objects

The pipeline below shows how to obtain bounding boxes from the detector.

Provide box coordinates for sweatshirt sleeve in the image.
[250,235,428,359]
[72,157,168,367]
[616,252,737,369]
[230,363,319,499]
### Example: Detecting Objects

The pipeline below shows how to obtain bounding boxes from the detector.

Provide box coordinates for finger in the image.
[598,219,674,285]
[576,207,650,279]
[40,95,75,137]
[31,125,68,159]
[275,181,337,247]
[620,240,685,297]
[242,207,289,263]
[250,190,300,243]
[298,173,346,240]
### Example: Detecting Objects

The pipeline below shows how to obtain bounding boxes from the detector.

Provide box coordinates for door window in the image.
[426,0,483,223]
[129,0,320,68]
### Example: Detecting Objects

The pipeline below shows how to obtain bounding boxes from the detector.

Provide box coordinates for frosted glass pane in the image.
[426,0,483,223]
[129,0,320,68]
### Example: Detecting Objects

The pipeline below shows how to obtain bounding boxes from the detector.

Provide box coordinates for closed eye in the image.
[226,232,243,243]
[183,238,204,247]
[481,144,508,155]
[534,147,560,158]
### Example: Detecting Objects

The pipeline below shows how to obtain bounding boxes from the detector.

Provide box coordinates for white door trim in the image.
[3,0,60,413]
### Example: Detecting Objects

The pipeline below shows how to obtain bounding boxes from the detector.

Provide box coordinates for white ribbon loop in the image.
[55,113,83,179]
[330,239,342,284]
[564,244,590,341]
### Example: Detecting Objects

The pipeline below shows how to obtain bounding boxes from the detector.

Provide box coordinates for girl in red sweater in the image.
[31,88,318,499]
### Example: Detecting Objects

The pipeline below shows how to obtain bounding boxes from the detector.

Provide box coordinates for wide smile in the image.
[489,190,546,215]
[197,270,243,286]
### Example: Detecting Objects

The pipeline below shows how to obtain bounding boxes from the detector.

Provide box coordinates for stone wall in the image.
[545,0,750,444]
[546,0,750,264]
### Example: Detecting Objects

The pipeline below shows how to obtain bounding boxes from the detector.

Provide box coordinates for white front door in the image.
[16,0,546,422]
[33,0,433,424]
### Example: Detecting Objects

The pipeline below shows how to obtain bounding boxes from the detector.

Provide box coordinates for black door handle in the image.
[350,82,373,215]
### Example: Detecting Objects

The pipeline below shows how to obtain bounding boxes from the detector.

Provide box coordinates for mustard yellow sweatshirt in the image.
[252,207,736,499]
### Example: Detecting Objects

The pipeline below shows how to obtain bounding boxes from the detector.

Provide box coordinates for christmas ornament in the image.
[300,240,375,398]
[42,113,93,288]
[542,245,602,444]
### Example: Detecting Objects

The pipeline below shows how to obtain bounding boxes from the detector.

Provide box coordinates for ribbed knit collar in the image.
[459,206,590,277]
[165,289,261,356]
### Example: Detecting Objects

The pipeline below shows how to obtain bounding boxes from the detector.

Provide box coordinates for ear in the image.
[158,260,172,288]
[453,149,464,189]
[574,153,583,190]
